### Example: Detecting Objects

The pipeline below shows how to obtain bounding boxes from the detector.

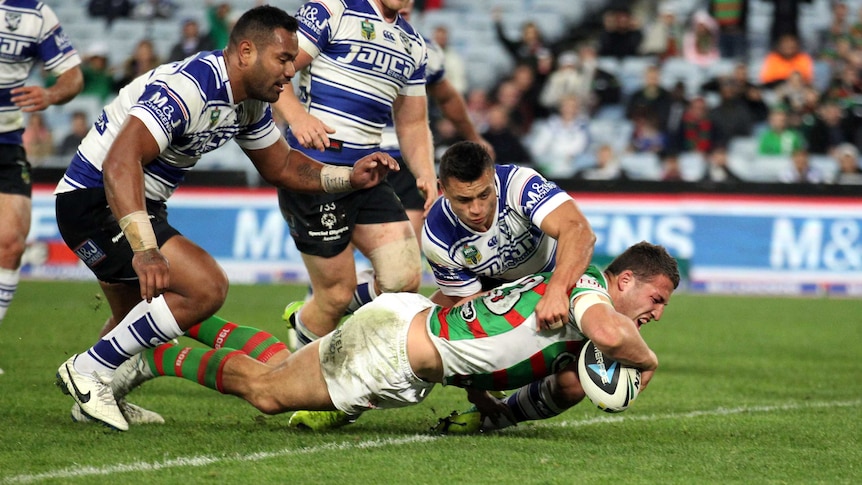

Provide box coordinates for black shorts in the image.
[278,182,407,258]
[55,188,181,283]
[0,144,32,197]
[386,156,425,211]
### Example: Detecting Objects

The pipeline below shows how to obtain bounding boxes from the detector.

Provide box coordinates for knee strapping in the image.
[366,238,421,293]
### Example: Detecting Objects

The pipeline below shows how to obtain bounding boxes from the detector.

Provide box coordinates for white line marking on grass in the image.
[4,400,859,484]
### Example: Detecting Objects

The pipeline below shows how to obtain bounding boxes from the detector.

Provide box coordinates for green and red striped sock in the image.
[144,344,242,393]
[185,315,287,363]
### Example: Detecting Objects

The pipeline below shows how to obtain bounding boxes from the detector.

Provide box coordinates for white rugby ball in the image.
[578,340,641,413]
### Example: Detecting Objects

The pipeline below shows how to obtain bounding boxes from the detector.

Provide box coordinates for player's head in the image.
[438,141,497,232]
[229,5,299,103]
[604,241,680,327]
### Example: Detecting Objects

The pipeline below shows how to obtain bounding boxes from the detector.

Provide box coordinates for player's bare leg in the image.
[0,193,30,375]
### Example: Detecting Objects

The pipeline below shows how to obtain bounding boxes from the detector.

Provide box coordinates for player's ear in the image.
[617,270,635,291]
[238,39,255,66]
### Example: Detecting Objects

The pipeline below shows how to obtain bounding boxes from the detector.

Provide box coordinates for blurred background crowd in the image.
[28,0,862,186]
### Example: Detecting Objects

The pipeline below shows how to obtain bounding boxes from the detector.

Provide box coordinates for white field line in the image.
[4,400,860,484]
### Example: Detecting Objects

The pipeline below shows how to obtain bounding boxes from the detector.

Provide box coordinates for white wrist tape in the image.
[573,293,612,327]
[118,210,157,252]
[320,165,353,193]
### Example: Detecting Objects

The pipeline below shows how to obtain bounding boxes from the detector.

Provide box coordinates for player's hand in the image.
[290,112,335,151]
[10,85,52,112]
[534,288,570,331]
[416,175,439,216]
[349,152,399,189]
[466,388,516,428]
[639,368,655,393]
[131,248,170,302]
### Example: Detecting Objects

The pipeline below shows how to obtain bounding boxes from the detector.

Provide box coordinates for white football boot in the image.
[56,355,128,431]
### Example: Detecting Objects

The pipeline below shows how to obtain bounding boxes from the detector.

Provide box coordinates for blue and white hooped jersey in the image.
[0,0,80,144]
[422,165,573,297]
[379,35,444,154]
[291,0,428,165]
[55,51,281,201]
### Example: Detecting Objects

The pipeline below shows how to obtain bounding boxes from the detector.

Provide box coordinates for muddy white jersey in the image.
[422,164,573,297]
[55,50,281,201]
[290,0,427,165]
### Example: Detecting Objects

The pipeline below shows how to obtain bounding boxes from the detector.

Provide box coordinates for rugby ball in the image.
[578,340,641,413]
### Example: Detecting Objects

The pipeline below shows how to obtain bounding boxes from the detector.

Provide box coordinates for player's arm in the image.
[534,200,595,330]
[271,49,334,151]
[102,117,169,303]
[245,137,397,192]
[427,78,495,160]
[393,93,436,213]
[11,65,83,112]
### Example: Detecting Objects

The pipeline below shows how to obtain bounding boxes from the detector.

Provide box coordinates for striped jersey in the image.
[379,35,445,154]
[428,267,610,390]
[422,164,573,297]
[0,0,80,144]
[290,0,427,165]
[54,51,281,201]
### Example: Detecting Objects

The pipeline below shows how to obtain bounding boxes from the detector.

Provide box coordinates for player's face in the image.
[441,168,497,232]
[379,0,410,16]
[615,273,674,329]
[247,28,298,103]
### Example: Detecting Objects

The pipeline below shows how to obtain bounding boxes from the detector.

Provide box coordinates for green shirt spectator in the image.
[206,2,232,49]
[758,108,805,155]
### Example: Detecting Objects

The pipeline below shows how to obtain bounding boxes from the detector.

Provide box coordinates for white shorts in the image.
[318,293,436,415]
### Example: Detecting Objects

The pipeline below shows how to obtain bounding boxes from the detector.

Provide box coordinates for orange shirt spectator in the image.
[759,33,813,86]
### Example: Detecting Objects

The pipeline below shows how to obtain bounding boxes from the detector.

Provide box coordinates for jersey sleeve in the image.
[128,80,195,153]
[567,267,612,333]
[295,0,339,58]
[507,166,573,228]
[424,39,446,86]
[38,5,81,76]
[235,103,282,150]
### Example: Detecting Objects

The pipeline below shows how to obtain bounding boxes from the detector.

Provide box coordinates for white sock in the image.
[74,296,182,375]
[0,267,20,325]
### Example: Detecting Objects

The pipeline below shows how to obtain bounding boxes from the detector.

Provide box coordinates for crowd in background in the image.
[24,0,862,186]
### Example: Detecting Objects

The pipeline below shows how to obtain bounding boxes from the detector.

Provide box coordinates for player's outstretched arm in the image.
[427,78,495,160]
[393,94,437,213]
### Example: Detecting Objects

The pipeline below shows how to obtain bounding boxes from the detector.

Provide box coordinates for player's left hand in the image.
[534,288,570,331]
[416,175,438,216]
[349,152,399,189]
[10,85,52,112]
[466,388,515,428]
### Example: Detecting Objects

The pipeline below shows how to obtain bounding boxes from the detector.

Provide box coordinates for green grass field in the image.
[1,281,860,484]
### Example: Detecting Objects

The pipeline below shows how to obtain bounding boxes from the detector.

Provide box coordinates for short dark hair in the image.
[605,241,680,289]
[438,141,494,185]
[229,5,298,49]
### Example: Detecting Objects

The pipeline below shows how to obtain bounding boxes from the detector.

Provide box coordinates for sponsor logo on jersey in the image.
[399,32,412,55]
[576,275,603,290]
[524,180,557,211]
[360,20,375,40]
[209,108,221,127]
[383,30,395,43]
[297,4,327,35]
[5,12,21,31]
[0,37,31,58]
[54,30,73,51]
[73,239,107,268]
[462,244,481,265]
[95,110,108,134]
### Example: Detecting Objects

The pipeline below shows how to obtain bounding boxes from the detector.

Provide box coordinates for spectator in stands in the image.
[670,96,714,155]
[629,109,667,156]
[22,113,54,165]
[431,118,462,161]
[575,41,622,115]
[574,144,627,180]
[510,62,547,124]
[758,107,805,156]
[802,98,850,155]
[491,7,550,72]
[818,1,851,64]
[492,78,532,137]
[682,10,721,67]
[626,64,673,131]
[80,42,116,103]
[765,0,811,48]
[833,143,862,184]
[87,0,132,28]
[852,7,862,45]
[206,1,232,50]
[639,2,682,59]
[822,62,862,101]
[168,18,215,62]
[703,62,769,122]
[660,152,683,181]
[432,25,467,95]
[538,51,583,111]
[527,95,591,179]
[708,78,756,145]
[598,6,644,59]
[115,39,161,91]
[759,33,814,87]
[701,145,744,183]
[779,148,826,183]
[132,0,176,20]
[773,70,810,115]
[58,111,90,157]
[481,104,532,166]
[465,87,491,133]
[708,0,749,61]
